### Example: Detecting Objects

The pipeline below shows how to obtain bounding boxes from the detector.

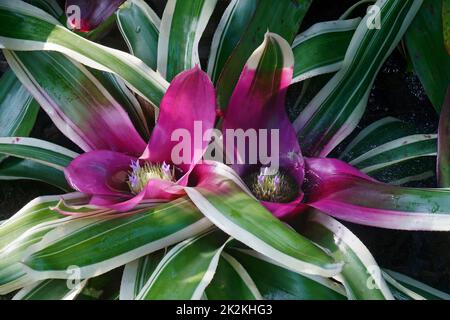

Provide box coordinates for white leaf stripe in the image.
[349,134,437,172]
[306,211,394,300]
[231,248,346,296]
[135,229,228,300]
[185,187,343,278]
[382,271,426,300]
[220,252,262,300]
[120,250,166,300]
[339,117,402,159]
[292,19,361,47]
[247,32,294,70]
[158,0,218,79]
[207,0,240,80]
[383,269,450,300]
[191,237,231,300]
[291,19,360,82]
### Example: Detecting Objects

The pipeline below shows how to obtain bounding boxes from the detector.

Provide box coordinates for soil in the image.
[0,0,448,294]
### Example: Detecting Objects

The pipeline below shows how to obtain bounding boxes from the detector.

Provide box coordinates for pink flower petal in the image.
[65,150,135,196]
[141,67,217,179]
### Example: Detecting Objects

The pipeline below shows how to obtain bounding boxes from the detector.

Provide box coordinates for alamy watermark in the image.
[170,121,281,174]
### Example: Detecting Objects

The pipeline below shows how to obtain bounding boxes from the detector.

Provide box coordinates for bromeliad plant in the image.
[0,0,449,300]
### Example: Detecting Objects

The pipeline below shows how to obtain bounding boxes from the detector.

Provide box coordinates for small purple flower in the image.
[129,174,138,189]
[257,171,265,185]
[130,160,141,173]
[162,161,171,175]
[274,175,281,188]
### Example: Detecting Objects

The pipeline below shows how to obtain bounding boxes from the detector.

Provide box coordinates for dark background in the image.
[0,0,448,294]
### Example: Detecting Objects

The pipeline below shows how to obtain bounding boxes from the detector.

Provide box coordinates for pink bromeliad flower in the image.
[217,33,377,219]
[65,67,216,211]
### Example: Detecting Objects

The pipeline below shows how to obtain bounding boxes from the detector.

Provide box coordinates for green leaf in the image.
[117,0,160,70]
[214,0,312,108]
[0,0,168,108]
[0,137,78,171]
[292,18,359,83]
[383,269,450,300]
[185,163,342,278]
[0,157,70,191]
[230,248,346,300]
[405,0,450,112]
[0,70,39,138]
[158,0,217,81]
[22,198,212,281]
[339,117,437,185]
[13,279,87,300]
[136,230,229,300]
[120,250,165,300]
[294,0,423,157]
[298,210,394,300]
[205,252,262,300]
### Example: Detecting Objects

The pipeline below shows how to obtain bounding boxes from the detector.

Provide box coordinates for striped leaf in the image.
[0,70,39,138]
[205,252,262,300]
[13,279,87,300]
[294,0,423,157]
[207,0,256,83]
[347,134,437,176]
[292,18,359,83]
[4,50,146,154]
[298,210,393,300]
[405,0,450,112]
[119,250,165,300]
[0,137,78,171]
[186,163,343,278]
[158,0,217,81]
[0,0,168,108]
[340,117,437,185]
[117,0,160,70]
[22,198,212,281]
[136,230,229,300]
[383,269,450,300]
[214,0,312,108]
[229,248,346,300]
[0,193,88,294]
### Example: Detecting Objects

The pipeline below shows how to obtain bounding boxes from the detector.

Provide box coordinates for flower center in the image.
[244,167,298,203]
[127,160,176,194]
